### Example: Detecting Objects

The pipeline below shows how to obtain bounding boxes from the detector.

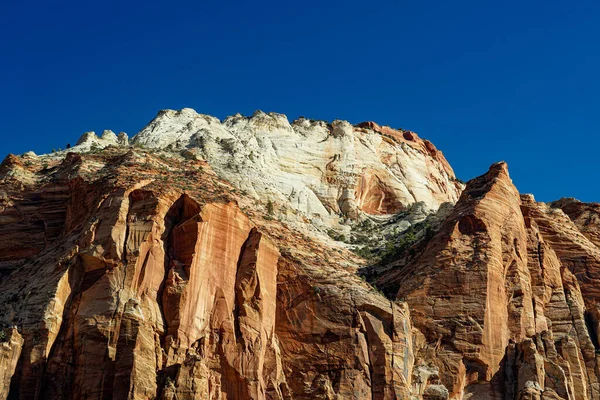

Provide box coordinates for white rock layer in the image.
[130,108,462,225]
[72,130,129,152]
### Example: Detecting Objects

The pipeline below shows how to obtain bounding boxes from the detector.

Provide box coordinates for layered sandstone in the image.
[3,110,600,400]
[67,109,461,226]
[0,147,416,399]
[374,162,600,400]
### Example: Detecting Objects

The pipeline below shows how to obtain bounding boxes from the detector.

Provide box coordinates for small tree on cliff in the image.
[266,200,274,216]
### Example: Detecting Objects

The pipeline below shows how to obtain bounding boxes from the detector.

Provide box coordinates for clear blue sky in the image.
[1,1,599,202]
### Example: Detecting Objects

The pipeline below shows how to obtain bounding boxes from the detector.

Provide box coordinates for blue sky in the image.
[1,0,599,202]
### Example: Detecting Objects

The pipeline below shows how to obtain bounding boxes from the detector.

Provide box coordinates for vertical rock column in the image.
[394,162,535,398]
[0,328,24,400]
[161,202,283,400]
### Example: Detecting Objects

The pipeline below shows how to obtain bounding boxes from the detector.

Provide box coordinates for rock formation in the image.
[0,142,416,399]
[131,109,461,224]
[1,108,600,399]
[375,162,600,399]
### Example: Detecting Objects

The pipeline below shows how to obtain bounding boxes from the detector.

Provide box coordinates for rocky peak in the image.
[364,161,600,399]
[72,129,127,152]
[3,107,600,399]
[247,110,293,131]
[128,108,463,231]
[0,154,23,169]
[100,129,118,141]
[75,131,98,145]
[458,160,512,202]
[133,108,222,150]
[0,154,36,183]
[117,131,129,145]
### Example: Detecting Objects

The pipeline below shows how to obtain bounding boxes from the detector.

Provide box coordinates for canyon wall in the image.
[2,109,600,399]
[0,149,416,399]
[378,162,600,399]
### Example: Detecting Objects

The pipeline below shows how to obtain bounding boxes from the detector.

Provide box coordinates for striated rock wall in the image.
[129,109,462,223]
[376,162,600,400]
[0,149,416,399]
[275,254,416,399]
[3,110,600,399]
[0,328,23,400]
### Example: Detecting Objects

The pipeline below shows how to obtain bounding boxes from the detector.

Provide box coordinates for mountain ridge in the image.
[1,109,599,399]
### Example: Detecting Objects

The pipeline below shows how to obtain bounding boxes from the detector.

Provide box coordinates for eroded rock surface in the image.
[121,109,461,224]
[0,148,416,399]
[375,162,600,399]
[2,110,600,400]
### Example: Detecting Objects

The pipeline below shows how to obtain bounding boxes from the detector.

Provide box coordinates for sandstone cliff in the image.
[374,162,600,400]
[1,109,600,400]
[0,146,416,399]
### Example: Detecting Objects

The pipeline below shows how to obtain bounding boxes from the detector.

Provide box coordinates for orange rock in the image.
[0,149,417,399]
[377,162,600,399]
[355,170,404,214]
[0,328,23,400]
[4,144,600,400]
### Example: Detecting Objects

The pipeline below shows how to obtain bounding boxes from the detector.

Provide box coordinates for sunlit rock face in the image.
[3,108,600,400]
[375,162,600,400]
[0,147,417,399]
[131,109,462,225]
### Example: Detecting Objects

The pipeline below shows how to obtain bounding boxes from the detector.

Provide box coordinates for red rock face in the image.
[354,121,457,187]
[2,147,600,400]
[274,254,415,400]
[376,162,600,399]
[0,150,416,400]
[355,170,403,215]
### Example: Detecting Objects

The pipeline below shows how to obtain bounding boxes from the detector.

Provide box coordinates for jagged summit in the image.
[74,129,129,151]
[62,108,463,229]
[3,108,600,399]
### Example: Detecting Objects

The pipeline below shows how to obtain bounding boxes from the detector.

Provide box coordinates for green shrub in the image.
[219,138,235,154]
[326,229,346,242]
